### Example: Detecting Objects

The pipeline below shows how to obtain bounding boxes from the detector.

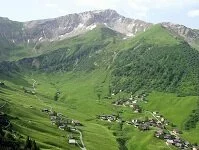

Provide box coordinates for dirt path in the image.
[32,79,37,90]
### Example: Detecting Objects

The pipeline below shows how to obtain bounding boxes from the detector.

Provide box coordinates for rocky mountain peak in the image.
[1,9,199,49]
[21,9,152,43]
[161,22,199,42]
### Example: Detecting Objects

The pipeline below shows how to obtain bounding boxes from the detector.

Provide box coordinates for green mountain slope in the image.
[111,25,199,95]
[0,26,122,72]
[1,25,199,150]
[1,25,199,94]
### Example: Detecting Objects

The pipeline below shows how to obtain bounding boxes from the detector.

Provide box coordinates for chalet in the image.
[184,141,190,147]
[160,117,165,122]
[98,114,118,122]
[138,123,149,131]
[57,113,63,117]
[125,101,130,105]
[59,125,65,130]
[50,116,57,121]
[153,111,158,115]
[132,100,137,104]
[126,121,132,125]
[173,138,181,143]
[99,115,107,120]
[166,139,174,145]
[175,142,182,148]
[69,139,76,144]
[51,121,56,125]
[129,104,134,108]
[163,134,171,139]
[116,119,122,123]
[154,130,164,138]
[131,119,138,124]
[193,147,199,150]
[70,128,76,132]
[72,120,82,126]
[64,118,72,124]
[172,129,181,135]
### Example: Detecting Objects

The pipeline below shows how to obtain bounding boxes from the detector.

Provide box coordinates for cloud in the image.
[187,9,199,17]
[58,9,68,14]
[125,0,199,20]
[76,0,120,9]
[45,3,58,8]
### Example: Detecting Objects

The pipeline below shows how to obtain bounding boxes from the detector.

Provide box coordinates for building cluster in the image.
[112,93,147,113]
[154,129,197,150]
[97,114,121,122]
[128,111,197,150]
[127,116,167,131]
[41,108,82,145]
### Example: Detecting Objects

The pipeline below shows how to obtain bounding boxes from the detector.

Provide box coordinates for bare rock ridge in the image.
[0,9,152,44]
[0,9,199,46]
[161,22,199,43]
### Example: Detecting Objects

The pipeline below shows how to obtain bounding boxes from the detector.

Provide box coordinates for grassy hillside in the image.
[111,25,199,95]
[0,71,119,150]
[1,70,199,150]
[1,25,199,150]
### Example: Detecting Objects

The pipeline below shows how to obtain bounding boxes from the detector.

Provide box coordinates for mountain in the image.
[24,9,151,41]
[1,10,199,150]
[0,9,151,45]
[1,25,199,96]
[1,9,199,62]
[111,25,199,95]
[161,22,199,50]
[0,9,152,61]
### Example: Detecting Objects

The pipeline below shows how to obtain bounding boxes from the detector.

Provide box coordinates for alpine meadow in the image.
[0,8,199,150]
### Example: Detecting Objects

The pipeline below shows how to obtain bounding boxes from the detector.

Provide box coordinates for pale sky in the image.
[0,0,199,29]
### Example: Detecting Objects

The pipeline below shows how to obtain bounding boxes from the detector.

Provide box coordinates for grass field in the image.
[1,70,199,150]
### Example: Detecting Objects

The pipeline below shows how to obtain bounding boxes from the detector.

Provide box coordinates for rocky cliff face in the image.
[0,9,199,55]
[161,22,199,43]
[0,9,152,45]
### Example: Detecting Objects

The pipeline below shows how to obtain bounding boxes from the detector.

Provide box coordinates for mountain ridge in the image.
[0,9,199,62]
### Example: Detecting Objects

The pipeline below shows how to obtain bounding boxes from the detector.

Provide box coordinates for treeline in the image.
[0,108,40,150]
[184,100,199,130]
[0,126,40,150]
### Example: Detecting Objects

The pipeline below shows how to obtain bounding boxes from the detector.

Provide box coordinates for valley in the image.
[0,9,199,150]
[0,69,198,150]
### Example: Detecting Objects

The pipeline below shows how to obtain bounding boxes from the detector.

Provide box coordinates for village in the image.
[41,108,86,150]
[112,93,147,113]
[97,93,199,150]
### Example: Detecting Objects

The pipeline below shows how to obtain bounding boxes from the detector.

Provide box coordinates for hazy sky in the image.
[0,0,199,29]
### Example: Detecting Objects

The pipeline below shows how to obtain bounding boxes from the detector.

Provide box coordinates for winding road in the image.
[31,78,86,150]
[32,79,37,90]
[76,129,87,150]
[144,111,172,150]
